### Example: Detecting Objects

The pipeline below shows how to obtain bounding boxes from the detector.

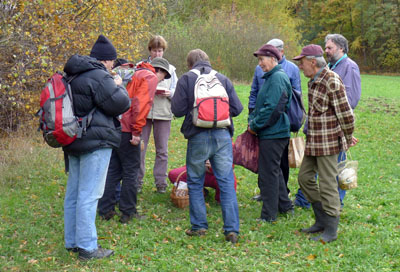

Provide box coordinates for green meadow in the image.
[0,74,399,271]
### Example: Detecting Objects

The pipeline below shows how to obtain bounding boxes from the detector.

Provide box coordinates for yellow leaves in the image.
[306,254,316,260]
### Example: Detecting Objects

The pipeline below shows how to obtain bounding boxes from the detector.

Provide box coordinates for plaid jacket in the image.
[305,67,354,156]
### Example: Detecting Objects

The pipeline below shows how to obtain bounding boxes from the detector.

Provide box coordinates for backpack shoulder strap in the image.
[190,69,201,77]
[209,70,218,76]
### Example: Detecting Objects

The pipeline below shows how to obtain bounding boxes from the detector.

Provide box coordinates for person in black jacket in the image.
[62,35,130,260]
[171,49,243,244]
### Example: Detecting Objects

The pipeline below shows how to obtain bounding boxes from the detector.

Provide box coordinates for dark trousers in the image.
[98,132,140,216]
[258,138,293,221]
[280,143,290,193]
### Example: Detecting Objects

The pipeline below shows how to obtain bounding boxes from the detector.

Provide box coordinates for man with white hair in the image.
[293,44,357,243]
[294,34,361,208]
[249,38,302,201]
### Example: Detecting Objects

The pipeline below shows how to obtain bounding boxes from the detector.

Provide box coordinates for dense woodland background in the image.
[0,0,399,134]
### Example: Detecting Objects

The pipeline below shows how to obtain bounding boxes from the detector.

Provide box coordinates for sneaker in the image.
[78,246,114,260]
[99,210,116,221]
[66,247,79,253]
[252,194,262,201]
[256,217,277,223]
[280,208,295,216]
[157,187,167,194]
[119,213,146,224]
[225,232,238,244]
[137,187,142,194]
[185,228,207,237]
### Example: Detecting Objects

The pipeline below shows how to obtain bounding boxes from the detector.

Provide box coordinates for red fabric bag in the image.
[233,130,259,173]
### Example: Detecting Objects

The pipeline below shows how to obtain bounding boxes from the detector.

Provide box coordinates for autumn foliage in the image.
[0,0,164,134]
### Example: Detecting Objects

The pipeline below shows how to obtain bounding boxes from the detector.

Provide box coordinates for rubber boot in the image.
[311,212,339,243]
[301,201,324,233]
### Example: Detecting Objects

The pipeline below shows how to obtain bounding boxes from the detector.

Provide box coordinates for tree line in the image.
[0,0,398,133]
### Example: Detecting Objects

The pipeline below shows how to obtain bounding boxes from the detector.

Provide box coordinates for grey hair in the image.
[306,56,327,68]
[186,49,209,69]
[325,34,349,54]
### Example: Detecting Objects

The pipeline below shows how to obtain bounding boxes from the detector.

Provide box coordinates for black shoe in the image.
[157,187,167,194]
[99,210,116,221]
[252,194,262,201]
[66,247,79,253]
[185,228,207,236]
[119,213,146,224]
[78,247,114,260]
[225,232,238,244]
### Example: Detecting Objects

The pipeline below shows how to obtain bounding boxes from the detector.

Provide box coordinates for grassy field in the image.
[0,74,399,271]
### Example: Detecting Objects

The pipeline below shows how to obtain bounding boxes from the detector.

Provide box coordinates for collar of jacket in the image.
[278,55,287,65]
[262,64,282,79]
[328,53,347,70]
[311,66,329,84]
[192,60,212,71]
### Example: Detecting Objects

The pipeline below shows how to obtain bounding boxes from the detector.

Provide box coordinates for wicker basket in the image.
[170,171,189,209]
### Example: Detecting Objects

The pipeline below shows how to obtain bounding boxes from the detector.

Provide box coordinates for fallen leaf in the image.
[28,259,38,264]
[306,254,316,260]
[283,251,295,258]
[270,261,281,265]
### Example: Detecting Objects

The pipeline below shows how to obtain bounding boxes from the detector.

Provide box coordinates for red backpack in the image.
[38,72,95,148]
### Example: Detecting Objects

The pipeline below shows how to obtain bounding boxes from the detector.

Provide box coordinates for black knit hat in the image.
[90,35,117,61]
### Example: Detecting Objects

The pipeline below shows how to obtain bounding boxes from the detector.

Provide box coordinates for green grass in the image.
[0,74,399,271]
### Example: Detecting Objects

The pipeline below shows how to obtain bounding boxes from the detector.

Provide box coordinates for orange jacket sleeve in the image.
[123,70,158,136]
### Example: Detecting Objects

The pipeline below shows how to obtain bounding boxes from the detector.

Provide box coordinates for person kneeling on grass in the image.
[168,160,238,203]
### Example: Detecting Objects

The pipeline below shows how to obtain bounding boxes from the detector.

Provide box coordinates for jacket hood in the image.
[64,54,106,76]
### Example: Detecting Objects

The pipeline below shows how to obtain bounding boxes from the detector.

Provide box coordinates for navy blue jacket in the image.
[63,55,130,155]
[171,61,243,139]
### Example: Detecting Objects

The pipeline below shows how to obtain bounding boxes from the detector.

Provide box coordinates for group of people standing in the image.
[61,32,360,260]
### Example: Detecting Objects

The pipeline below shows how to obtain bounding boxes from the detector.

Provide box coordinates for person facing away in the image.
[171,49,243,244]
[137,35,178,194]
[248,44,294,223]
[248,38,302,202]
[294,34,361,208]
[97,57,171,224]
[293,44,357,243]
[62,34,131,260]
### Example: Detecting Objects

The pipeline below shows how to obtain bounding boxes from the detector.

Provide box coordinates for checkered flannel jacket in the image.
[305,67,355,156]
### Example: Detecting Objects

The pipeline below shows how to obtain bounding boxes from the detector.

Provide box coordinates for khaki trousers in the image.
[298,154,340,216]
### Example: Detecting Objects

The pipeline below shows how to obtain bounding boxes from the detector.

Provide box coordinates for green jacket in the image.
[248,64,292,140]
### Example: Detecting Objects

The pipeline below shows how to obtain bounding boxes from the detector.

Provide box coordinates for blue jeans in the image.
[295,151,347,208]
[186,129,239,234]
[64,148,112,251]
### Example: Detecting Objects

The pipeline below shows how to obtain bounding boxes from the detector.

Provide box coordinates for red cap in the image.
[293,44,324,60]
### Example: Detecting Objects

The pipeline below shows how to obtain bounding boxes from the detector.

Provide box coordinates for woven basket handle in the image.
[175,170,187,186]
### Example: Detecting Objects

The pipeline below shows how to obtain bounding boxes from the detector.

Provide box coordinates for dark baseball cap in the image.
[253,44,281,61]
[293,44,324,60]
